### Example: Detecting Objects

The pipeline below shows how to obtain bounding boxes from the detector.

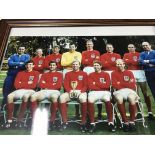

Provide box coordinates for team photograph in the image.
[0,35,155,135]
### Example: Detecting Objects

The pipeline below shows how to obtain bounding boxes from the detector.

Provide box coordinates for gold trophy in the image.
[70,81,78,99]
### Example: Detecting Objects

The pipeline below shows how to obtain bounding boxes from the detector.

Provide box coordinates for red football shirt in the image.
[32,56,45,73]
[123,52,141,70]
[44,53,62,70]
[111,69,136,90]
[82,50,100,67]
[64,70,88,93]
[100,52,121,71]
[88,71,110,91]
[14,70,40,89]
[39,71,63,90]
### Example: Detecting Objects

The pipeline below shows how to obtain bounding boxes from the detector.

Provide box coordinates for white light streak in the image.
[31,108,49,135]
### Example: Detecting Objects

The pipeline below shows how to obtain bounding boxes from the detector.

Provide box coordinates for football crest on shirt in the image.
[53,77,58,82]
[56,58,60,62]
[111,57,116,62]
[38,60,43,65]
[124,76,130,81]
[91,54,95,58]
[29,76,34,81]
[100,78,105,83]
[78,76,83,80]
[133,56,137,61]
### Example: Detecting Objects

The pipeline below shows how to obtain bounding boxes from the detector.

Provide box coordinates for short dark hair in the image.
[69,42,77,47]
[25,60,34,65]
[49,61,57,66]
[93,61,102,66]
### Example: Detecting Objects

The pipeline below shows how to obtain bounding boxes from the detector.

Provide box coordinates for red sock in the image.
[88,102,95,123]
[117,103,128,123]
[7,103,14,121]
[144,96,152,112]
[81,102,87,124]
[17,102,27,122]
[31,101,38,118]
[50,102,58,123]
[105,101,113,123]
[129,103,136,122]
[59,103,67,123]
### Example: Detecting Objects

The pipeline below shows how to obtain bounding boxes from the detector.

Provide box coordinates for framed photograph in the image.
[1,19,155,135]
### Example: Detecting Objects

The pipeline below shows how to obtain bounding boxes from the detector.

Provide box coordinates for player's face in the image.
[106,45,114,53]
[36,49,43,56]
[94,63,102,72]
[26,63,34,71]
[116,61,125,71]
[142,42,152,51]
[86,41,94,50]
[128,44,136,52]
[70,45,76,52]
[49,63,57,71]
[18,47,25,55]
[72,61,80,71]
[53,47,60,54]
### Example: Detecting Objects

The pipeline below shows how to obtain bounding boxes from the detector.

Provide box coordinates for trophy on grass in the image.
[70,81,78,99]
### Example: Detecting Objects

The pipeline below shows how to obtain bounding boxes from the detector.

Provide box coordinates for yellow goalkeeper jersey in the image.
[61,51,82,69]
